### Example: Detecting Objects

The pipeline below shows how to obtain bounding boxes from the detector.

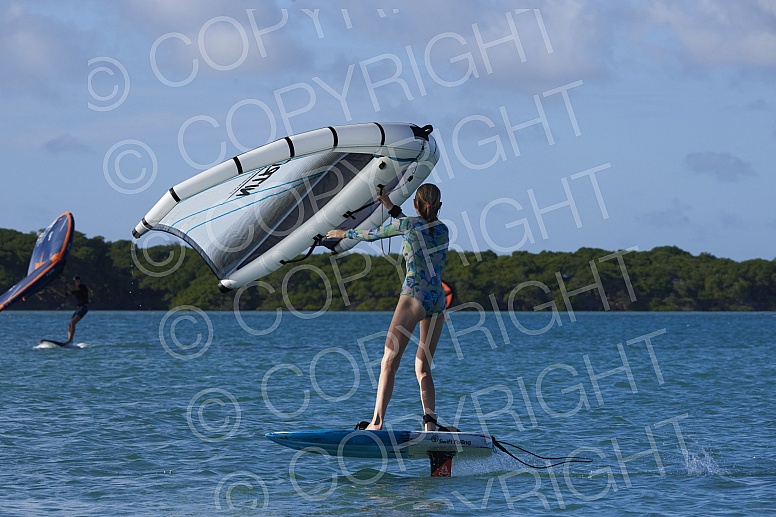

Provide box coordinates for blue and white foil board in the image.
[265,429,493,460]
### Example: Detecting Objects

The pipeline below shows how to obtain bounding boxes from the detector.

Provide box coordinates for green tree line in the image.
[1,227,774,311]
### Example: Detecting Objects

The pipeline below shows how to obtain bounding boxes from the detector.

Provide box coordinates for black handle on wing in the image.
[280,234,326,265]
[342,183,385,220]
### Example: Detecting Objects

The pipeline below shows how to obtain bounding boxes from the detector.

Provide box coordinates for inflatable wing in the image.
[133,122,439,292]
[0,212,75,311]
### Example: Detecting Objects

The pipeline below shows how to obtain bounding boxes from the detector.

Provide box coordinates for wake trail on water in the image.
[683,445,723,476]
[451,452,593,478]
[33,342,94,350]
[453,445,724,480]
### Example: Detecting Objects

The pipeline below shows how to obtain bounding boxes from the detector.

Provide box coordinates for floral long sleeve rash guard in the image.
[345,215,449,315]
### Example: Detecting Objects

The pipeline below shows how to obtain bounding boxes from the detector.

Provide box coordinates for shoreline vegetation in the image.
[2,228,774,312]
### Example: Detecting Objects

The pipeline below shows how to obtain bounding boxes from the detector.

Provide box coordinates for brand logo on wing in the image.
[231,164,280,198]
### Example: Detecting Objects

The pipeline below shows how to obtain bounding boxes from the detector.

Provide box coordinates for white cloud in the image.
[718,210,745,229]
[85,1,317,85]
[44,133,92,154]
[0,3,88,98]
[640,199,691,228]
[646,0,776,69]
[683,152,756,182]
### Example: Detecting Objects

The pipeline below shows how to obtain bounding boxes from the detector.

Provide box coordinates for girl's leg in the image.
[416,311,445,431]
[367,296,426,430]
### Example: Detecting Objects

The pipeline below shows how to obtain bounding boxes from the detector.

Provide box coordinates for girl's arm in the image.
[345,218,406,242]
[376,194,405,218]
[326,217,408,242]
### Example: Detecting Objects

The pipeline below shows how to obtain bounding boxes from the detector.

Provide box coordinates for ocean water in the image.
[1,310,774,515]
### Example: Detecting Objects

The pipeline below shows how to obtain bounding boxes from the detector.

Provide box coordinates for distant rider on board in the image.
[64,276,89,344]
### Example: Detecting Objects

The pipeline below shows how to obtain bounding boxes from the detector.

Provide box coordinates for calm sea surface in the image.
[1,310,774,515]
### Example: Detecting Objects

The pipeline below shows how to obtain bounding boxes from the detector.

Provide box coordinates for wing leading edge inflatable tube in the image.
[132,122,439,291]
[0,212,75,311]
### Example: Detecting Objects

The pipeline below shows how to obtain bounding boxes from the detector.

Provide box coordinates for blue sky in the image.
[1,0,774,261]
